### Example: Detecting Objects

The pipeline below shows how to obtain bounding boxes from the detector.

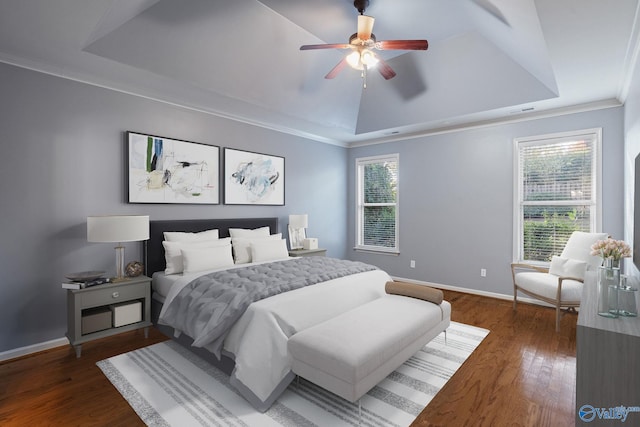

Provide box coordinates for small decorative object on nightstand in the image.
[288,248,327,257]
[65,275,152,358]
[288,214,308,250]
[125,261,144,277]
[303,238,318,250]
[65,271,105,282]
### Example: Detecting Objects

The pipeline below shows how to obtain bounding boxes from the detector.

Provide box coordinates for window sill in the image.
[354,247,400,256]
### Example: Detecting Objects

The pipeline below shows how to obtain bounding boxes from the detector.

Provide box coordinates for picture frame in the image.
[127,131,220,204]
[223,148,285,205]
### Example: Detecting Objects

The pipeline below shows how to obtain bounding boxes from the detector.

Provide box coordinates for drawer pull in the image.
[112,292,120,298]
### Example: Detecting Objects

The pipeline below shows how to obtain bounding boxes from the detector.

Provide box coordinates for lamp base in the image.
[115,245,126,281]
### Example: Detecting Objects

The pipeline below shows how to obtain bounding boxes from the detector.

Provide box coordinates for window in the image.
[356,154,399,253]
[514,128,601,263]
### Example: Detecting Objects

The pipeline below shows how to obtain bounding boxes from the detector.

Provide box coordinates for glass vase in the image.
[597,258,620,318]
[617,275,638,317]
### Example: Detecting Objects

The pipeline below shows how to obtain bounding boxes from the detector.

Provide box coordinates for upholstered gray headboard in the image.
[144,217,279,276]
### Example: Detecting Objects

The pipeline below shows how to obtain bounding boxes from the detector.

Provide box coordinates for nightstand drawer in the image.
[79,283,148,309]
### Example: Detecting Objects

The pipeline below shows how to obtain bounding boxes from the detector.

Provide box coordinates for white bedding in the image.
[151,271,178,301]
[154,259,392,411]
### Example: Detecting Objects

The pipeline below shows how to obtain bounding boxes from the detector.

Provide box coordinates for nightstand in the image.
[288,248,327,257]
[65,276,152,358]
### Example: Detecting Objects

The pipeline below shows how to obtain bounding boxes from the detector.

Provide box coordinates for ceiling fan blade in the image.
[377,40,428,51]
[357,15,375,41]
[300,43,352,51]
[325,58,349,79]
[376,57,396,80]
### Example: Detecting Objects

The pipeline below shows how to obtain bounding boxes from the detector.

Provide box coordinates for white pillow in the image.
[229,226,271,239]
[181,244,234,274]
[232,233,282,264]
[163,238,231,274]
[549,255,588,280]
[163,229,219,242]
[251,239,290,263]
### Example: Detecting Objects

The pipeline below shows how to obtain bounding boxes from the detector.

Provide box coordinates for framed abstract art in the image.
[223,148,285,205]
[127,131,220,204]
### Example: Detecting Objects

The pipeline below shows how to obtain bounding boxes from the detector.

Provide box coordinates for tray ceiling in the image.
[0,0,637,145]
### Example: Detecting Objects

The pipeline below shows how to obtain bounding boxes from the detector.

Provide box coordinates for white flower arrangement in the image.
[590,238,632,261]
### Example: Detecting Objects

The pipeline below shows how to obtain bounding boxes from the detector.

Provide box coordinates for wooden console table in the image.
[576,272,640,426]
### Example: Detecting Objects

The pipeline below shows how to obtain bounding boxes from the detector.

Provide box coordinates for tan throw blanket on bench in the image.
[385,281,444,305]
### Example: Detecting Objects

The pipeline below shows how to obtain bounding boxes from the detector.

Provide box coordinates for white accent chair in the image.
[511,231,608,332]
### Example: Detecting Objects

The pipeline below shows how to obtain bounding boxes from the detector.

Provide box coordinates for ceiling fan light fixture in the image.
[346,49,378,70]
[346,51,362,69]
[361,49,378,67]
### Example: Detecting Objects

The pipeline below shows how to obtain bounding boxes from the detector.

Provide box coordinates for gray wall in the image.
[347,108,625,297]
[0,62,347,353]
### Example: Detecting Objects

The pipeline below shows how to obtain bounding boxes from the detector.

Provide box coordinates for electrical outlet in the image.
[480,268,487,277]
[410,260,416,268]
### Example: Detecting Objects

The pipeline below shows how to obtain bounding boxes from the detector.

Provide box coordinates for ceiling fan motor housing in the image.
[349,33,375,44]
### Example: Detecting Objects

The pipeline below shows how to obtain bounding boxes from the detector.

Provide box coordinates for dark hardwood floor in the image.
[0,327,167,426]
[413,291,577,427]
[0,291,576,426]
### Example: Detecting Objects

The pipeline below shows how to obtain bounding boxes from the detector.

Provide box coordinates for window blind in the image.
[516,131,599,262]
[356,154,399,252]
[520,138,593,202]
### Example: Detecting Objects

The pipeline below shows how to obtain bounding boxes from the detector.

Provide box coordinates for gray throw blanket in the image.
[160,257,378,357]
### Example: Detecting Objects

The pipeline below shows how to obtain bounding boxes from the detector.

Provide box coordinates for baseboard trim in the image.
[391,276,556,308]
[0,337,69,363]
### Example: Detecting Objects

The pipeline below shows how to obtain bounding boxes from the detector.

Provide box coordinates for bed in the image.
[144,217,394,412]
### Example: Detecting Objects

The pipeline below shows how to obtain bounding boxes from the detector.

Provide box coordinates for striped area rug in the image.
[97,322,488,427]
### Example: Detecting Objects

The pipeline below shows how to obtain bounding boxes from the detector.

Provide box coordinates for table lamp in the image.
[288,214,308,250]
[87,215,150,281]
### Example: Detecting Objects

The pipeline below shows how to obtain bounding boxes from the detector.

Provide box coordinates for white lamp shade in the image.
[87,215,150,243]
[289,214,308,229]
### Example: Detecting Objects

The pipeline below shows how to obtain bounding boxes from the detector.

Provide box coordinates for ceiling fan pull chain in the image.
[362,64,368,89]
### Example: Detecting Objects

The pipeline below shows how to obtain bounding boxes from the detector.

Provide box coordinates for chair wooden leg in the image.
[555,304,561,332]
[513,286,518,311]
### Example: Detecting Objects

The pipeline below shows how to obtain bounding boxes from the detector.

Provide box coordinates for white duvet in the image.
[157,258,392,411]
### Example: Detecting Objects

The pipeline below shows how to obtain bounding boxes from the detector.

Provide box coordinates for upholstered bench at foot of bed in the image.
[287,294,451,404]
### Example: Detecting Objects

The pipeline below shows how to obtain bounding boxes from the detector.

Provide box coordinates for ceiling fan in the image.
[300,0,428,87]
